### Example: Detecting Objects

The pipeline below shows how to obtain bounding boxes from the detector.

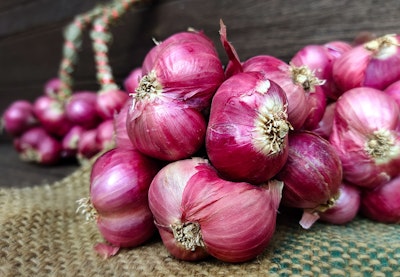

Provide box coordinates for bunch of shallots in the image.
[4,19,400,263]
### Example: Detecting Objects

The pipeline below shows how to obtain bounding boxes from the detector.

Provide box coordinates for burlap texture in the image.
[1,165,399,277]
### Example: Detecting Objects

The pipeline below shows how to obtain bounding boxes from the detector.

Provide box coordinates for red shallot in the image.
[88,148,160,249]
[329,87,400,189]
[333,34,400,92]
[276,130,342,229]
[148,158,283,263]
[384,79,400,108]
[206,71,291,184]
[1,100,38,137]
[65,91,100,129]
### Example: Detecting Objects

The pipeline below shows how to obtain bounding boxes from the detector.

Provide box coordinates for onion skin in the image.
[1,100,38,136]
[206,71,290,184]
[329,87,400,189]
[77,129,101,160]
[123,67,142,94]
[61,125,85,159]
[90,148,160,248]
[319,183,361,225]
[311,102,336,140]
[66,91,100,129]
[126,97,207,161]
[360,175,400,223]
[276,131,342,228]
[96,119,115,151]
[113,100,134,149]
[384,80,400,108]
[148,158,283,263]
[17,127,62,165]
[333,34,400,92]
[43,77,61,97]
[302,86,327,130]
[33,95,73,137]
[241,55,310,130]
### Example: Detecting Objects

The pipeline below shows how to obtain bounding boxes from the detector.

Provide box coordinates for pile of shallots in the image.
[1,79,128,164]
[4,21,400,263]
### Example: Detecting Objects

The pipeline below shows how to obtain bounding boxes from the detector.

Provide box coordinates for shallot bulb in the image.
[1,100,38,136]
[89,148,160,249]
[138,30,225,110]
[17,127,61,165]
[123,67,142,93]
[319,183,361,225]
[61,125,85,159]
[333,34,400,92]
[276,131,342,229]
[77,129,101,160]
[360,174,400,223]
[113,100,134,149]
[33,95,73,137]
[96,119,115,151]
[66,91,100,129]
[126,96,206,161]
[384,80,400,107]
[206,71,291,184]
[43,77,61,97]
[301,86,327,130]
[96,89,129,120]
[148,158,283,263]
[329,87,400,189]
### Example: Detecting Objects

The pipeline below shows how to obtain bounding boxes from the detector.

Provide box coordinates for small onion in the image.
[148,158,283,263]
[113,100,134,149]
[302,86,327,130]
[65,91,100,129]
[123,67,142,94]
[333,34,400,92]
[1,100,38,136]
[17,127,61,165]
[329,87,400,189]
[319,183,361,225]
[206,71,290,184]
[77,129,101,160]
[61,125,85,159]
[96,89,129,120]
[276,130,342,229]
[89,148,160,248]
[96,119,115,151]
[360,175,400,223]
[33,95,73,137]
[43,77,61,97]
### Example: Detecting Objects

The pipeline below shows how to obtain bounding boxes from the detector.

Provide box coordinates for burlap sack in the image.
[1,164,399,276]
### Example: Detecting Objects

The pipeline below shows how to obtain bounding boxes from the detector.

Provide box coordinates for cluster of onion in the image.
[1,79,128,164]
[84,23,400,262]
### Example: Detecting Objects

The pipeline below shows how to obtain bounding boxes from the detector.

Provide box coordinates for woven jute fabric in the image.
[1,165,399,277]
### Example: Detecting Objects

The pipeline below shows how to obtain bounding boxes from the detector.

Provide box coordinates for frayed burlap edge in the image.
[1,164,399,277]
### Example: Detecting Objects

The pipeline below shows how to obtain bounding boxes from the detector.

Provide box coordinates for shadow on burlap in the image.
[1,165,399,277]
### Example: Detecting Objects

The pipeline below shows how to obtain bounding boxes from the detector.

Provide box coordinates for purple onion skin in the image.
[1,100,38,136]
[66,91,100,129]
[277,131,342,211]
[361,175,400,223]
[96,89,129,120]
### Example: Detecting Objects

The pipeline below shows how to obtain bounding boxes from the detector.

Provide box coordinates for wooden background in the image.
[0,0,399,186]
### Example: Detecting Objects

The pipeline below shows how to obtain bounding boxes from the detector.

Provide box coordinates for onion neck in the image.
[76,197,98,221]
[170,221,204,251]
[364,34,399,59]
[135,70,163,101]
[289,64,325,93]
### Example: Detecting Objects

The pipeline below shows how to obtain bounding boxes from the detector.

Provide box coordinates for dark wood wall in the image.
[1,0,399,140]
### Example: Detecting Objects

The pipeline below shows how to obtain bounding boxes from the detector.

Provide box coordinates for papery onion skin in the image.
[241,55,311,130]
[126,97,207,161]
[123,67,142,94]
[96,119,115,151]
[113,100,134,149]
[329,87,400,189]
[360,175,400,223]
[61,125,85,159]
[302,86,327,130]
[90,148,160,247]
[384,80,400,108]
[148,157,211,261]
[77,129,101,160]
[276,131,342,228]
[148,158,283,263]
[333,34,400,92]
[65,91,100,129]
[319,183,361,225]
[206,71,290,184]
